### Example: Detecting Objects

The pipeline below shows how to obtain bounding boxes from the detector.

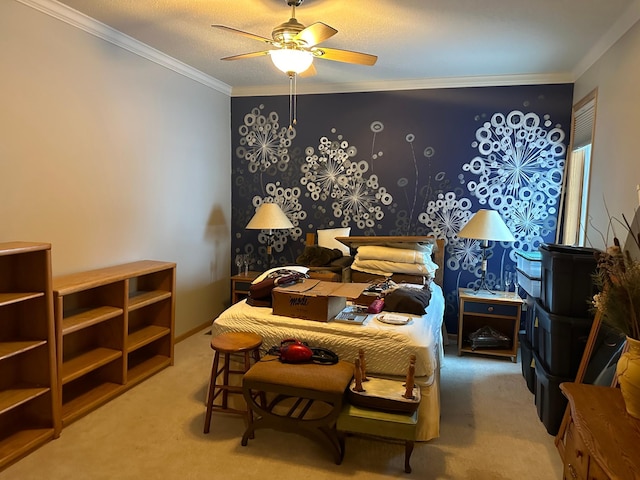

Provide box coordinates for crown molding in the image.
[16,0,232,96]
[573,0,640,79]
[16,0,581,99]
[231,72,575,97]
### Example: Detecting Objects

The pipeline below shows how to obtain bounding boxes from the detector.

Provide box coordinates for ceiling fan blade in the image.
[221,51,271,61]
[212,25,275,45]
[299,63,317,78]
[295,22,337,47]
[313,47,378,66]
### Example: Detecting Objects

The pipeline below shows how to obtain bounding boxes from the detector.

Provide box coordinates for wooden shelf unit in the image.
[0,242,59,471]
[53,260,175,428]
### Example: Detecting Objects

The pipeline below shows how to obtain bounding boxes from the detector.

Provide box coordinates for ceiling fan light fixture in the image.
[270,48,313,74]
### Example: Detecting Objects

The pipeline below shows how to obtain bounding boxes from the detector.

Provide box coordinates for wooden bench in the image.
[241,356,354,464]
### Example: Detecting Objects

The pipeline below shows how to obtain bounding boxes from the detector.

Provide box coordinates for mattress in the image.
[211,282,445,382]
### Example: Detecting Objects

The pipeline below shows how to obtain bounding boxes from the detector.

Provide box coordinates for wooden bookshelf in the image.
[0,242,59,471]
[53,260,176,428]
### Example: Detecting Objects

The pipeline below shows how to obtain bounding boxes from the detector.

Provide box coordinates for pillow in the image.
[356,244,433,264]
[384,241,435,253]
[317,227,351,256]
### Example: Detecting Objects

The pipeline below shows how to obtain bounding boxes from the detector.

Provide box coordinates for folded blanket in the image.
[352,258,438,277]
[356,245,432,264]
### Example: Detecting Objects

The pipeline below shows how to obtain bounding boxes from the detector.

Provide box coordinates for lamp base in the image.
[471,241,495,295]
[266,238,274,270]
[471,281,496,295]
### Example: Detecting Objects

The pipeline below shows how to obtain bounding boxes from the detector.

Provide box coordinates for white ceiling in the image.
[40,0,640,95]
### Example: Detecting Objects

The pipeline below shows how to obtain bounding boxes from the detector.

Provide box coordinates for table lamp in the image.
[458,209,515,293]
[246,202,293,268]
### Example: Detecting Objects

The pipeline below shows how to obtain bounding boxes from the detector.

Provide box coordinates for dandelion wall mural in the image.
[231,84,574,332]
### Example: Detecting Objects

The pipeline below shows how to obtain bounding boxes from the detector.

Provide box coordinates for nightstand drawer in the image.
[463,301,518,317]
[231,271,262,304]
[563,421,589,480]
[233,280,254,291]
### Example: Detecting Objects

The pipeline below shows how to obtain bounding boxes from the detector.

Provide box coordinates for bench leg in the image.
[241,423,255,446]
[405,440,414,474]
[337,432,346,465]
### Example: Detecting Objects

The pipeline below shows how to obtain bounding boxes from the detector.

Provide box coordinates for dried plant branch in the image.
[593,223,640,340]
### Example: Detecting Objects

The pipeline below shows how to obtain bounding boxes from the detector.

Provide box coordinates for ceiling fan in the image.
[212,0,377,76]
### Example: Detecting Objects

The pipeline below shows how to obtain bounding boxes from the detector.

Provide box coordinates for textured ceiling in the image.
[46,0,640,95]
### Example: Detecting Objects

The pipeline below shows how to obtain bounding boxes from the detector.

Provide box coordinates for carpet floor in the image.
[1,329,563,479]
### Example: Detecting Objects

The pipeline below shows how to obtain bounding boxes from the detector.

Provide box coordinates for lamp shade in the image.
[246,203,293,231]
[458,209,515,242]
[270,48,313,74]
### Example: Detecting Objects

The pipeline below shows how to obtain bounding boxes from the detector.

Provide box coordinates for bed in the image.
[211,236,446,441]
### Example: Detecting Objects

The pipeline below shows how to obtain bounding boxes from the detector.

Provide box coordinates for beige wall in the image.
[574,19,640,251]
[0,1,232,337]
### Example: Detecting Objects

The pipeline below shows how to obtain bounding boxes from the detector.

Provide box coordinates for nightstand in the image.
[230,271,262,304]
[558,383,640,480]
[457,287,523,362]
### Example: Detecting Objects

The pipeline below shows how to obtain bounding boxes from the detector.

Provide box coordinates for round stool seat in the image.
[211,331,263,354]
[204,331,263,435]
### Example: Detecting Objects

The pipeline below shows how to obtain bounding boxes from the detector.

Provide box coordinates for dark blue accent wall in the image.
[231,83,574,332]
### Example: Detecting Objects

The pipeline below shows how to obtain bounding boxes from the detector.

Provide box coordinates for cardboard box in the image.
[272,280,368,322]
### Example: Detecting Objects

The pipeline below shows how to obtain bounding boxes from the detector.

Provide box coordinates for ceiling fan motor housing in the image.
[272,18,306,45]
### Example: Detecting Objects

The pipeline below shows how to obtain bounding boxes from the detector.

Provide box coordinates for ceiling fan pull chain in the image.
[288,72,298,129]
[288,73,293,129]
[293,73,298,126]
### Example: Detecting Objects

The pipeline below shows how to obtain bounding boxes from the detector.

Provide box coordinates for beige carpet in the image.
[1,330,563,480]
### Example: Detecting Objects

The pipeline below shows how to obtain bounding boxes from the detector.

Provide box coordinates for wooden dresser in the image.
[558,383,640,480]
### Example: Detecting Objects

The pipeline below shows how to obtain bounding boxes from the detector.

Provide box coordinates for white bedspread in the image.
[211,283,445,382]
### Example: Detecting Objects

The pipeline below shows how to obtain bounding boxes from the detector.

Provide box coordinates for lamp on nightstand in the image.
[246,202,293,269]
[458,209,515,294]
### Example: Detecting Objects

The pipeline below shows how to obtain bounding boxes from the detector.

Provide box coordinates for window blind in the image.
[572,98,596,149]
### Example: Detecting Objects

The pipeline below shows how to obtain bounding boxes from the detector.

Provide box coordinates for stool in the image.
[337,403,419,473]
[203,331,262,434]
[241,356,354,464]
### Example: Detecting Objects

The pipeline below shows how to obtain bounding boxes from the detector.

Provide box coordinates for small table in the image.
[230,271,262,304]
[457,288,523,362]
